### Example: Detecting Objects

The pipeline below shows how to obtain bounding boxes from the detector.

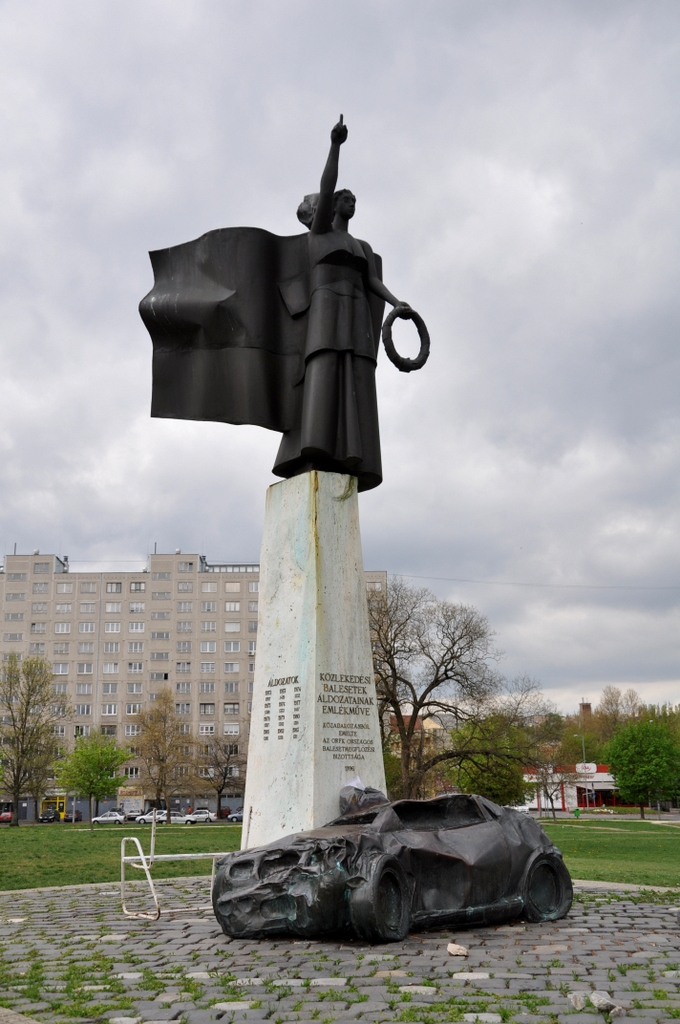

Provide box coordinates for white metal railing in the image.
[120,811,233,919]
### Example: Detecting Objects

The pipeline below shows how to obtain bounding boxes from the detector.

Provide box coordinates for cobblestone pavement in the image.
[1,878,679,1024]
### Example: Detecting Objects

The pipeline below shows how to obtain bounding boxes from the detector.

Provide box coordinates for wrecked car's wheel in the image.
[521,853,573,922]
[349,855,410,942]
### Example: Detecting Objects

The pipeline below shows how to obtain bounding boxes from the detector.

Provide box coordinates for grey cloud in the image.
[0,0,679,711]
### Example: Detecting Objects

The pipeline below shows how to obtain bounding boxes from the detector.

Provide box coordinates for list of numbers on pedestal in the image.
[263,676,301,741]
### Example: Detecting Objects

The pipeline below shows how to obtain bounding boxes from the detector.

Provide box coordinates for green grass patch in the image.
[0,822,241,890]
[541,819,680,886]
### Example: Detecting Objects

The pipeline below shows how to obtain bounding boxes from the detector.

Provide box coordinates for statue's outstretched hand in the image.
[331,114,348,145]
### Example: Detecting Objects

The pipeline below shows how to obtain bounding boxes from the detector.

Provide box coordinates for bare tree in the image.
[530,758,580,819]
[0,654,68,826]
[136,689,194,817]
[369,579,547,798]
[194,739,246,815]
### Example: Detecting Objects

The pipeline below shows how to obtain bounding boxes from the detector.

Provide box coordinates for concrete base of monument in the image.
[241,470,387,850]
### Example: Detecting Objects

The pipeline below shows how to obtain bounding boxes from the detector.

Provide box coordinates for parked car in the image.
[91,810,125,825]
[185,808,216,824]
[212,793,573,942]
[0,810,13,824]
[38,809,62,823]
[135,810,188,824]
[64,809,83,822]
[124,809,143,821]
[227,810,243,823]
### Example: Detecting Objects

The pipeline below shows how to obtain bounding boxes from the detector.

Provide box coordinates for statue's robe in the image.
[139,227,383,438]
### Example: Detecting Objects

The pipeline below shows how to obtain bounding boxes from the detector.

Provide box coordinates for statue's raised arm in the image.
[311,115,347,235]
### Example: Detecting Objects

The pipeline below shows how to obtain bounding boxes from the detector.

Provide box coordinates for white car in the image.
[135,810,187,824]
[184,809,216,824]
[92,810,125,825]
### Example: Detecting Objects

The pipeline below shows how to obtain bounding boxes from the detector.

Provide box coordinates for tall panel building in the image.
[1,551,386,813]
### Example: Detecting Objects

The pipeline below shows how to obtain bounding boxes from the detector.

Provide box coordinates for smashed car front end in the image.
[212,834,358,938]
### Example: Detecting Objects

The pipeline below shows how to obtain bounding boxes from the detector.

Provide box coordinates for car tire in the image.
[349,855,411,942]
[521,853,573,922]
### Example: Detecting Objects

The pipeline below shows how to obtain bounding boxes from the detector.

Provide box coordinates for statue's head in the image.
[297,193,319,230]
[334,189,356,220]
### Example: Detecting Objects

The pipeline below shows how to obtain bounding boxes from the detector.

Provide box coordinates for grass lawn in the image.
[0,822,242,891]
[541,818,680,887]
[2,817,679,891]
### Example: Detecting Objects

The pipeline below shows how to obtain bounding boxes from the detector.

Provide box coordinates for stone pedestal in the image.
[241,470,386,850]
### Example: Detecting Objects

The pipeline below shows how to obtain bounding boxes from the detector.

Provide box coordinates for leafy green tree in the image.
[0,654,67,826]
[606,720,680,818]
[56,734,130,829]
[455,749,534,807]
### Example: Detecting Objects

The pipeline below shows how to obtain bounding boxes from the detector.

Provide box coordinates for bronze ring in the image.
[381,305,430,373]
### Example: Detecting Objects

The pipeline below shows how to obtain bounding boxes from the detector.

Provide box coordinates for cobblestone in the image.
[0,880,679,1024]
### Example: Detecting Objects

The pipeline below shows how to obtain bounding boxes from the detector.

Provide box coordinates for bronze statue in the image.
[139,117,429,491]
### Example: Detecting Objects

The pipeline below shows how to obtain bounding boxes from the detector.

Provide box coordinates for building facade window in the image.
[53,642,69,654]
[178,602,193,613]
[224,641,240,652]
[76,683,93,695]
[127,682,142,694]
[56,583,73,594]
[199,681,215,693]
[151,611,170,620]
[75,725,91,737]
[53,663,69,674]
[225,602,240,612]
[130,602,145,613]
[31,603,47,614]
[152,591,170,600]
[101,725,117,736]
[31,623,48,634]
[176,661,191,673]
[128,642,144,653]
[101,704,117,716]
[124,766,140,778]
[225,582,240,593]
[150,671,169,681]
[199,703,215,715]
[130,582,145,592]
[224,723,240,736]
[29,643,45,654]
[105,622,121,633]
[105,602,121,613]
[78,642,94,654]
[224,702,239,715]
[77,663,93,674]
[224,681,239,694]
[178,562,194,573]
[55,604,72,613]
[199,724,215,735]
[129,622,145,633]
[79,622,95,634]
[224,662,239,673]
[74,704,92,716]
[80,582,97,593]
[80,603,96,614]
[103,663,119,674]
[177,582,193,592]
[126,703,142,715]
[150,652,169,661]
[102,683,118,695]
[104,642,120,653]
[33,582,48,594]
[176,702,191,714]
[224,622,240,633]
[177,621,192,633]
[176,682,191,693]
[153,572,171,580]
[201,621,216,632]
[128,662,143,673]
[176,641,191,653]
[151,631,170,640]
[125,724,141,736]
[248,582,259,593]
[106,582,122,593]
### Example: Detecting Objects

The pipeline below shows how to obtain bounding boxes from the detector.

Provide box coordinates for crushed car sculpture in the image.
[212,793,573,942]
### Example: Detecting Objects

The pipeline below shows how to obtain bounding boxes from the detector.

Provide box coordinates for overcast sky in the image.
[1,1,678,712]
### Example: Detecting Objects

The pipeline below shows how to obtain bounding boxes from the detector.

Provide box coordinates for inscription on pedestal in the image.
[318,672,377,761]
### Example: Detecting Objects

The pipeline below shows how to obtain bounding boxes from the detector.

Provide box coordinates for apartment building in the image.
[1,550,387,813]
